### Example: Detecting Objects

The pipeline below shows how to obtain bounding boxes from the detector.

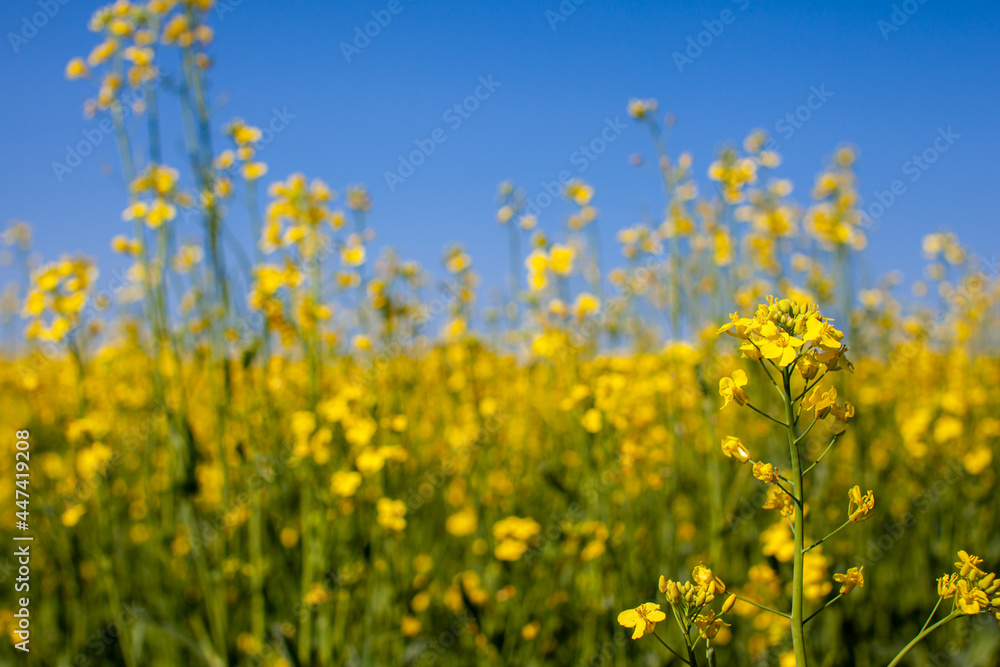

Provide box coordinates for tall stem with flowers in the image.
[717,296,859,665]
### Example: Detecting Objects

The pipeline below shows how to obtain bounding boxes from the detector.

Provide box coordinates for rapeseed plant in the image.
[0,2,998,666]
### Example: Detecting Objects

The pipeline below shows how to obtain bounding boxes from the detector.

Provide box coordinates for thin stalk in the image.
[803,435,840,476]
[804,593,842,625]
[803,519,852,554]
[885,611,960,667]
[919,597,943,634]
[732,595,790,619]
[746,402,788,427]
[794,417,819,445]
[783,368,809,666]
[651,630,691,665]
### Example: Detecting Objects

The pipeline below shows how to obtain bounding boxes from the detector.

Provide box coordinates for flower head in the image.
[721,436,751,463]
[833,567,864,596]
[753,461,779,484]
[719,369,749,409]
[847,485,874,522]
[617,602,666,640]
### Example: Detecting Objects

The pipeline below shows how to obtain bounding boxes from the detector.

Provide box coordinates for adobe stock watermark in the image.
[576,629,628,666]
[383,75,502,192]
[545,0,588,31]
[213,0,248,21]
[179,105,296,224]
[749,84,834,168]
[850,458,965,569]
[877,0,930,41]
[7,0,71,54]
[340,0,405,63]
[51,73,164,182]
[773,85,833,144]
[519,115,629,218]
[858,126,959,231]
[673,0,752,73]
[69,601,145,666]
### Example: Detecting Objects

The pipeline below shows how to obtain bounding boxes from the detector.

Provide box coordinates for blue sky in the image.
[2,0,998,296]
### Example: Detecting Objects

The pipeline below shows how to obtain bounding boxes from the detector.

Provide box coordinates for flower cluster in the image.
[492,516,542,561]
[126,164,192,230]
[938,551,1000,618]
[619,564,736,649]
[22,256,98,342]
[719,296,852,371]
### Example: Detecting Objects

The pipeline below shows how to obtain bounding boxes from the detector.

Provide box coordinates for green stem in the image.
[803,435,840,476]
[920,597,943,634]
[651,630,691,665]
[794,417,819,445]
[885,611,960,667]
[803,519,852,554]
[747,402,788,427]
[783,368,809,666]
[804,593,842,625]
[732,594,790,619]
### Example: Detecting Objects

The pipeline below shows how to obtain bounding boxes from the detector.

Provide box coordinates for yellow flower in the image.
[833,566,864,595]
[241,162,268,180]
[617,602,666,640]
[954,550,985,580]
[22,290,45,316]
[758,331,804,367]
[802,386,838,418]
[721,436,751,463]
[752,461,779,484]
[549,244,575,275]
[303,583,333,606]
[445,507,478,537]
[495,539,529,561]
[445,251,471,274]
[581,408,602,433]
[719,369,749,409]
[493,516,541,542]
[376,498,407,532]
[693,610,730,640]
[61,504,86,527]
[718,311,758,340]
[66,57,90,79]
[496,205,513,224]
[955,580,989,615]
[580,540,606,561]
[803,316,844,350]
[331,471,362,497]
[626,98,658,120]
[563,180,594,206]
[762,487,794,517]
[937,573,957,599]
[692,564,726,595]
[146,199,177,228]
[122,202,149,221]
[87,39,116,66]
[401,615,421,637]
[573,292,600,319]
[341,242,366,267]
[847,485,874,522]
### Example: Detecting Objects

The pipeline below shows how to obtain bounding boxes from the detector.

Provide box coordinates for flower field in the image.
[1,1,999,666]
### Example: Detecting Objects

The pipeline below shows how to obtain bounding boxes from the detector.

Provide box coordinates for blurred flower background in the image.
[1,1,999,666]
